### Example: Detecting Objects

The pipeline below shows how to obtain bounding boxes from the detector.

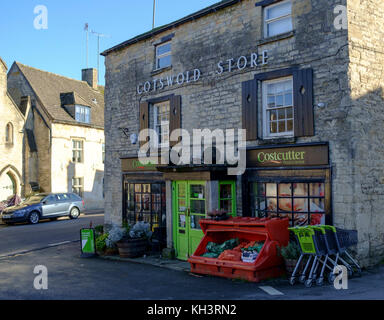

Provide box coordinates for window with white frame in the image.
[72,177,83,197]
[75,105,91,123]
[262,77,294,138]
[155,42,172,70]
[264,0,293,38]
[72,139,84,163]
[153,101,170,147]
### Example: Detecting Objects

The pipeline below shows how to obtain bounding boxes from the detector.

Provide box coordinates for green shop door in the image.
[173,181,206,260]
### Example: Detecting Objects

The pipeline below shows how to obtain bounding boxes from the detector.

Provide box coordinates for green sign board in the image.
[80,228,96,256]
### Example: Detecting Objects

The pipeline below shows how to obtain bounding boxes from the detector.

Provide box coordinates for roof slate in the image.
[15,62,104,128]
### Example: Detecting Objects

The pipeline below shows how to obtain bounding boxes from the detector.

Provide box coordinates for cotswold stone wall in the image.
[7,64,52,195]
[104,0,384,265]
[0,59,24,200]
[346,0,384,266]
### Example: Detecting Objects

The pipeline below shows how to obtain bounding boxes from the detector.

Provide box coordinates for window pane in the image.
[220,199,232,212]
[287,120,293,132]
[293,199,307,212]
[293,213,308,226]
[293,183,307,196]
[310,198,325,212]
[310,183,325,197]
[266,1,291,20]
[278,121,285,133]
[278,184,291,197]
[270,122,277,133]
[157,55,171,69]
[267,16,293,37]
[157,43,171,56]
[220,184,232,199]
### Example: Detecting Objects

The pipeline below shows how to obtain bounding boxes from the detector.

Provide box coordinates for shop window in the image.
[155,41,172,70]
[124,182,166,232]
[153,100,170,147]
[75,105,91,124]
[72,139,84,163]
[264,0,293,38]
[249,181,327,226]
[219,181,236,217]
[72,177,84,197]
[262,77,293,138]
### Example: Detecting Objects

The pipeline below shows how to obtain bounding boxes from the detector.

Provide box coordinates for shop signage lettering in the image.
[247,144,329,167]
[257,151,306,163]
[137,50,268,95]
[121,157,162,172]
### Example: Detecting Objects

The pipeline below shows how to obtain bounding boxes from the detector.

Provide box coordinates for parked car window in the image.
[44,195,57,204]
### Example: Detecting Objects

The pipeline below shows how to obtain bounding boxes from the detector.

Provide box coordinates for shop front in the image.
[159,167,237,260]
[121,157,167,245]
[243,142,331,227]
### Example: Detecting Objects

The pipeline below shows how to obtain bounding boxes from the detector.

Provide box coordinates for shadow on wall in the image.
[66,162,104,211]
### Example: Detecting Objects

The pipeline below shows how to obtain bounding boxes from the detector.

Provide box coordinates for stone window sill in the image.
[257,136,296,145]
[257,30,295,46]
[151,65,172,76]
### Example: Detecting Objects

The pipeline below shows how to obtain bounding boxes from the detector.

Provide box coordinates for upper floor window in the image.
[102,143,105,164]
[262,77,293,138]
[72,139,84,163]
[264,0,293,38]
[75,105,91,124]
[155,42,172,70]
[153,101,170,147]
[5,122,13,145]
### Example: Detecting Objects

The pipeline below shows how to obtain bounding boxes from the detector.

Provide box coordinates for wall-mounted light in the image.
[317,102,327,108]
[130,133,138,145]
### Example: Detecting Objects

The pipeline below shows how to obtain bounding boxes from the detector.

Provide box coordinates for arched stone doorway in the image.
[0,166,21,201]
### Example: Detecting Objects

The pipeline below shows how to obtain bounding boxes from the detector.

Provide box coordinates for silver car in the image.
[1,193,85,225]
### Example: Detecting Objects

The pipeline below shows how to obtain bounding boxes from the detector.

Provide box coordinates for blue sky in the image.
[0,0,219,85]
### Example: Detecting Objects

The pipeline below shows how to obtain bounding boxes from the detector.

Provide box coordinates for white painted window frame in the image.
[264,0,293,38]
[155,41,172,70]
[153,101,170,149]
[262,76,294,139]
[72,139,84,163]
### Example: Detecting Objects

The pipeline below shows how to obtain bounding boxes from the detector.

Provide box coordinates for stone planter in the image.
[117,238,148,258]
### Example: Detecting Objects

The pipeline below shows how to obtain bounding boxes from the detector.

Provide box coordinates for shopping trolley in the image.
[288,226,331,287]
[335,227,361,276]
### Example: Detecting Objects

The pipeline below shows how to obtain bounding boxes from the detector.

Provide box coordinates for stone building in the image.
[102,0,384,266]
[0,57,25,201]
[7,63,105,210]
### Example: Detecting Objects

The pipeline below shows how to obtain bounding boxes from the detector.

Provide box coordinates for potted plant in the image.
[280,241,301,274]
[96,233,108,256]
[116,222,152,258]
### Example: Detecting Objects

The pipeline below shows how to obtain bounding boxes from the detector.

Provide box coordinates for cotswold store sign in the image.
[247,144,329,167]
[137,50,269,95]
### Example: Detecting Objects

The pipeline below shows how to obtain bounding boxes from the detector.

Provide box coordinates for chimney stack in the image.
[82,68,98,90]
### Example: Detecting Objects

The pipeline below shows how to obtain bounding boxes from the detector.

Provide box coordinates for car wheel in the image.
[69,207,80,219]
[28,212,40,224]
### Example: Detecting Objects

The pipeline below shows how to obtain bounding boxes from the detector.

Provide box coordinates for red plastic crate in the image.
[188,217,289,282]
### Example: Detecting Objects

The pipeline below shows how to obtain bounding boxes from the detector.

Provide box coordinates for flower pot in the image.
[117,238,148,258]
[104,247,119,256]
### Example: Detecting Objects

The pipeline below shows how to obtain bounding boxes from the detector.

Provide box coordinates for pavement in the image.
[0,240,383,300]
[0,210,383,300]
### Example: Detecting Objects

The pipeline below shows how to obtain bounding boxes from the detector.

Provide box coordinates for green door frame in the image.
[173,181,206,260]
[219,181,237,217]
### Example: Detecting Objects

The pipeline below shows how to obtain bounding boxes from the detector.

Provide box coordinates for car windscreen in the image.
[23,195,46,204]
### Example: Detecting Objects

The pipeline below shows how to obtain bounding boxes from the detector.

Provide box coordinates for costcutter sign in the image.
[247,144,329,167]
[137,50,269,95]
